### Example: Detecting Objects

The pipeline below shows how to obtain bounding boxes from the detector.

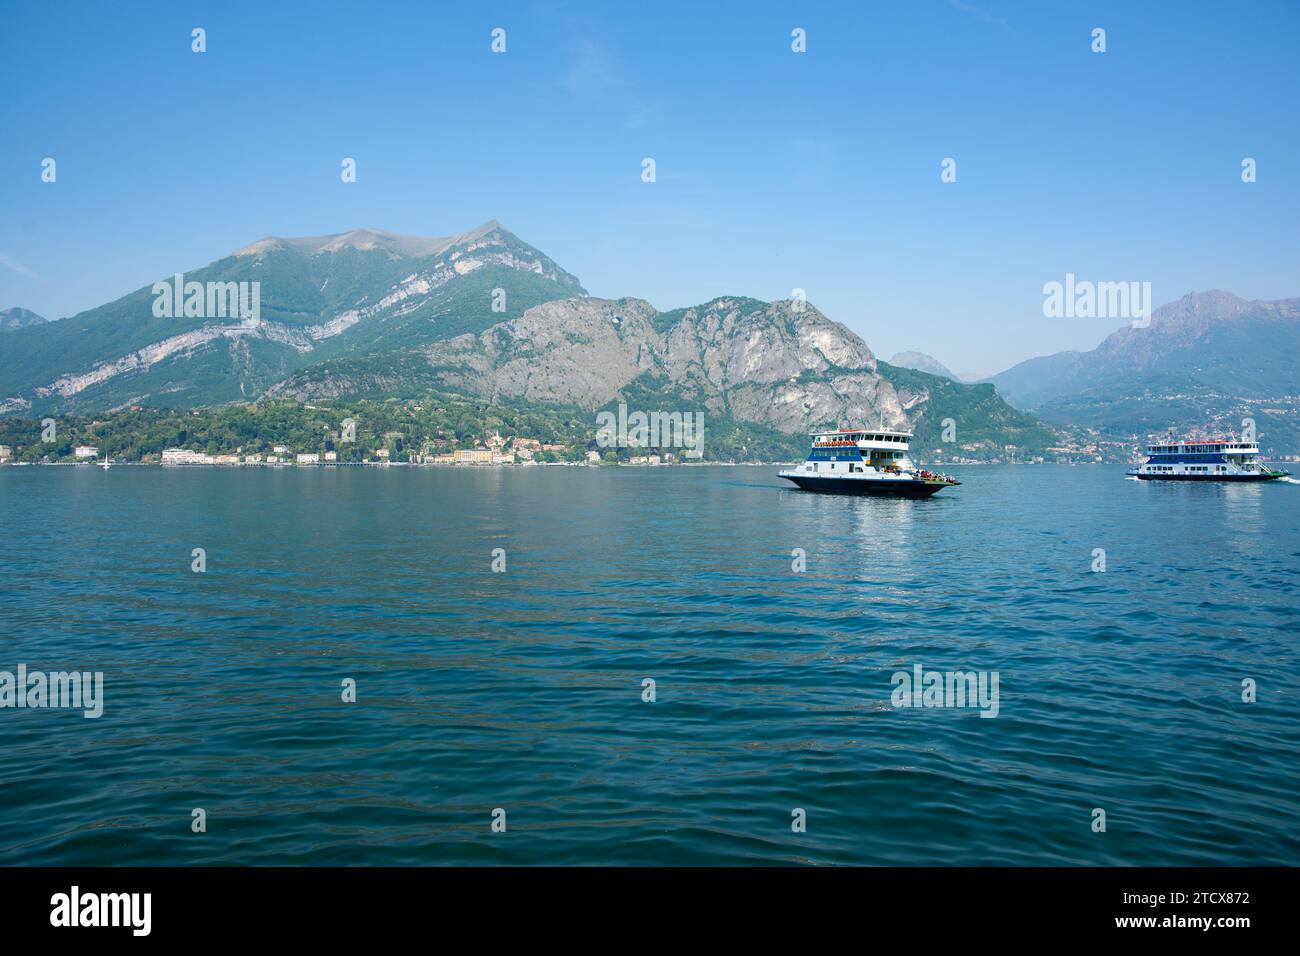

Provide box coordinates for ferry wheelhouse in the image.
[1128,436,1290,482]
[778,428,959,497]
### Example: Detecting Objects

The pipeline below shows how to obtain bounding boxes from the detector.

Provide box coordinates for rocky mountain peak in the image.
[0,307,48,331]
[889,351,960,381]
[414,292,899,433]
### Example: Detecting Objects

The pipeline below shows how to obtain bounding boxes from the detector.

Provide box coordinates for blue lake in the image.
[1,464,1297,864]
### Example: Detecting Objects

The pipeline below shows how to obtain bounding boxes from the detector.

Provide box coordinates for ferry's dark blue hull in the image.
[780,474,956,497]
[1131,472,1288,482]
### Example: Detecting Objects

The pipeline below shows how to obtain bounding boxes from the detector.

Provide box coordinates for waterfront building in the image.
[161,448,212,465]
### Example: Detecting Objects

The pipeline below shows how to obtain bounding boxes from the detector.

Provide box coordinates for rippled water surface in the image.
[1,464,1297,865]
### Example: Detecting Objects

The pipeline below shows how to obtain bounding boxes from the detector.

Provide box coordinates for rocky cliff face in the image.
[415,295,910,433]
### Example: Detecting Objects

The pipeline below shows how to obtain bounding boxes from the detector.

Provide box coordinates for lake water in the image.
[1,464,1297,865]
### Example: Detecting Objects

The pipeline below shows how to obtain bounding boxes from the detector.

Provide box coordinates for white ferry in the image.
[1128,436,1290,482]
[778,428,959,497]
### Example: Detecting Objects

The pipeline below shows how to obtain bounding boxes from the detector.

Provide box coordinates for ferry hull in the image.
[1130,472,1288,482]
[780,474,956,497]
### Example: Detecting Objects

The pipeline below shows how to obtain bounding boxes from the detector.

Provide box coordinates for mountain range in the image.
[983,291,1300,452]
[4,224,1294,457]
[0,222,1054,459]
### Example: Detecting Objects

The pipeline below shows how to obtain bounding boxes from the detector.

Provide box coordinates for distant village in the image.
[0,431,688,467]
[3,423,1294,468]
[921,432,1136,465]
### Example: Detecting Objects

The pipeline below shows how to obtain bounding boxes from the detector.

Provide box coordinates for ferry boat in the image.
[778,428,959,497]
[1127,436,1290,482]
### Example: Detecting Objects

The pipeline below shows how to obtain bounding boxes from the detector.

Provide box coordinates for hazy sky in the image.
[2,0,1297,378]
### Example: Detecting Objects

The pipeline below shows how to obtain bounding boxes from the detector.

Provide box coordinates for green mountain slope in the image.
[0,222,583,415]
[877,362,1060,458]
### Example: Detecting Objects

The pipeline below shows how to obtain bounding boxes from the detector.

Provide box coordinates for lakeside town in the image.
[2,397,1295,470]
[0,430,696,467]
[4,432,1294,468]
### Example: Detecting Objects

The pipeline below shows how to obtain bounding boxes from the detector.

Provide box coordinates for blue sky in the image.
[1,0,1297,377]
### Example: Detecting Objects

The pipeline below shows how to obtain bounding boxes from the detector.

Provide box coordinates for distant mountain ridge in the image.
[889,351,961,381]
[986,291,1299,406]
[233,222,507,260]
[0,307,47,332]
[985,291,1300,452]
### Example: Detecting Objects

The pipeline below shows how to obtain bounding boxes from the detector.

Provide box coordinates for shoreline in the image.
[0,459,1169,470]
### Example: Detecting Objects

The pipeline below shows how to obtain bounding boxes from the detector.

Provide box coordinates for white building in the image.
[296,453,319,464]
[161,448,211,465]
[0,445,12,461]
[74,446,99,459]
